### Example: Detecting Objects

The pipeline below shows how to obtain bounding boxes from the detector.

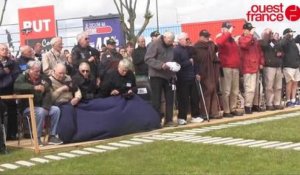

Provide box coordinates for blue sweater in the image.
[174,45,196,81]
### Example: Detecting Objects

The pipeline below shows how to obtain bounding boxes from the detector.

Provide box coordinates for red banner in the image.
[18,5,56,46]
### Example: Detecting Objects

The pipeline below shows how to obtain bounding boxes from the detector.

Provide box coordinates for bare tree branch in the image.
[136,0,152,37]
[0,0,8,26]
[123,0,130,11]
[133,0,137,12]
[114,0,130,38]
[113,0,122,15]
[113,0,152,44]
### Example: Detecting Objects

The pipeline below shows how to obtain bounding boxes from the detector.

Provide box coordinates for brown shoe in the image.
[274,105,284,110]
[266,106,275,111]
[164,121,178,127]
[211,114,223,119]
[231,110,244,116]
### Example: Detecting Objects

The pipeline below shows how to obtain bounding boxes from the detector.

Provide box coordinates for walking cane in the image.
[256,71,263,111]
[196,79,210,122]
[171,78,177,126]
[258,70,267,111]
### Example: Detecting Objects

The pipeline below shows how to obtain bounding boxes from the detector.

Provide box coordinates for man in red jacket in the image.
[238,22,264,114]
[216,21,242,117]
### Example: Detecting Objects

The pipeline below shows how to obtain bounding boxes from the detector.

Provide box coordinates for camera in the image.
[122,92,134,100]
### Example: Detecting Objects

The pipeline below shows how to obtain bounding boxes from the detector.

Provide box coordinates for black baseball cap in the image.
[222,21,234,29]
[106,38,116,45]
[199,29,211,37]
[243,22,255,30]
[283,28,296,35]
[150,31,160,37]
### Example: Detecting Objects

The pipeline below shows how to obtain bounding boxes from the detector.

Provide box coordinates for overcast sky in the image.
[2,0,300,35]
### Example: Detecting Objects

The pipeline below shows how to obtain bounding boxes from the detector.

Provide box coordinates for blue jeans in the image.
[23,106,60,137]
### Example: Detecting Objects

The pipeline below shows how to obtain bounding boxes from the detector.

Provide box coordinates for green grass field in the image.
[5,141,300,175]
[3,114,300,174]
[202,115,300,142]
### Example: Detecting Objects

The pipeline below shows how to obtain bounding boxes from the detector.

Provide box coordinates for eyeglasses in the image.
[80,70,90,73]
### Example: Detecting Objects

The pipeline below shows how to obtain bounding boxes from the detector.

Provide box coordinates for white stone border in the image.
[2,111,300,173]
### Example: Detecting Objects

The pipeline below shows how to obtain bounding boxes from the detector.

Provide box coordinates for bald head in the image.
[79,62,91,79]
[20,45,34,58]
[137,36,146,48]
[53,63,66,81]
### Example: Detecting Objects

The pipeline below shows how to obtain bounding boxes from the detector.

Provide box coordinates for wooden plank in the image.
[28,97,40,154]
[0,94,40,154]
[0,94,33,99]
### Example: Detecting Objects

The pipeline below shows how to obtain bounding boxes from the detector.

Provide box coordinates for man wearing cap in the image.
[98,37,123,81]
[259,28,284,110]
[147,31,160,48]
[71,32,100,78]
[239,22,264,114]
[279,28,300,107]
[145,31,177,127]
[194,29,222,119]
[216,21,242,117]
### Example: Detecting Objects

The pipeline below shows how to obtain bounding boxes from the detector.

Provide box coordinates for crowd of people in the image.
[0,21,300,153]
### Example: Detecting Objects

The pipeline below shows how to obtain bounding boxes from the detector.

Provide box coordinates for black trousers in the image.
[0,100,6,150]
[176,79,200,120]
[2,99,17,138]
[150,77,174,123]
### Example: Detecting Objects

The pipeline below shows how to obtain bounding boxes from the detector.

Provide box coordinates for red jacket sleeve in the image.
[216,32,231,46]
[239,34,254,49]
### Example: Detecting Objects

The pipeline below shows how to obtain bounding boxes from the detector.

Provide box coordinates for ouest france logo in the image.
[246,3,300,22]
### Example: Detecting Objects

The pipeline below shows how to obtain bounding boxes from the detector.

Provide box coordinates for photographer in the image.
[215,22,242,117]
[100,59,136,98]
[50,63,82,106]
[239,22,264,114]
[0,44,20,140]
[259,28,284,110]
[279,28,300,107]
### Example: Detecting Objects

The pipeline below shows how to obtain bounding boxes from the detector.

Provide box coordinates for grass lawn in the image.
[5,141,300,175]
[4,114,300,174]
[202,115,300,142]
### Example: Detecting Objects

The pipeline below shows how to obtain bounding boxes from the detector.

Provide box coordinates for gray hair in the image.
[261,28,272,39]
[118,58,132,70]
[50,37,62,46]
[53,63,66,72]
[177,32,188,41]
[76,32,89,42]
[20,45,32,54]
[163,31,175,40]
[27,60,42,69]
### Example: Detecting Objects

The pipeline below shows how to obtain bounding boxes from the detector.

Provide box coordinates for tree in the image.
[113,0,152,45]
[0,0,7,26]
